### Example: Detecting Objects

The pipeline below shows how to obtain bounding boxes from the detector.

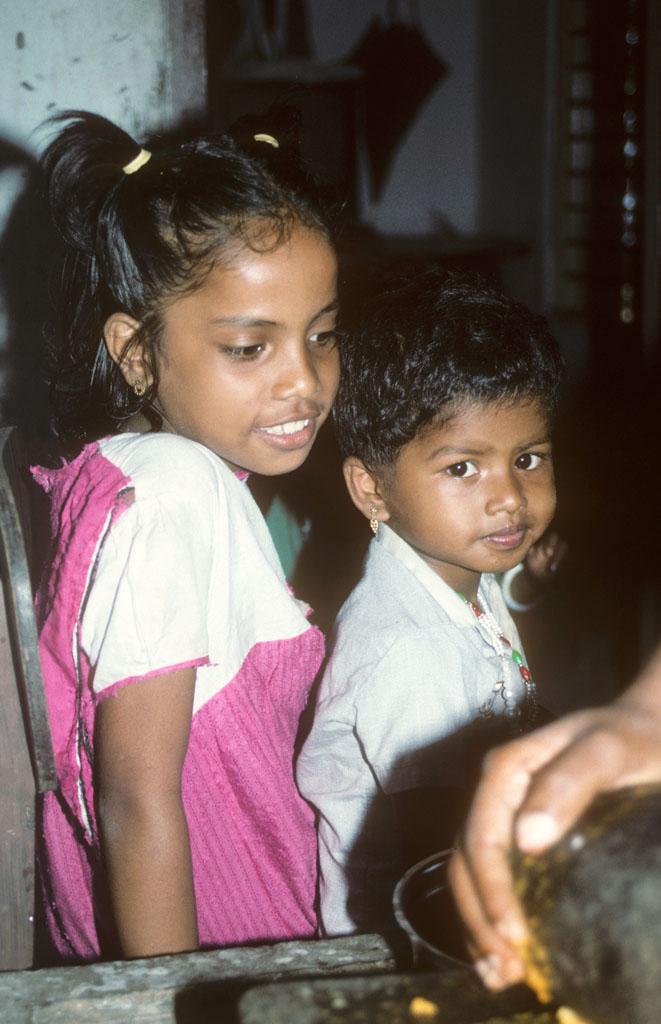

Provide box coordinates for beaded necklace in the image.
[460,594,538,734]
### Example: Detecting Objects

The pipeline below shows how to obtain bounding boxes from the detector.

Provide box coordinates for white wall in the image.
[0,0,206,432]
[308,0,480,237]
[1,0,206,152]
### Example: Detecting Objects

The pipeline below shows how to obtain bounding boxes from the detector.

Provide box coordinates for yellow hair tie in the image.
[122,148,152,175]
[253,133,279,149]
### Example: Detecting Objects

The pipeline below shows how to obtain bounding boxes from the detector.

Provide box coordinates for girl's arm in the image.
[96,667,198,958]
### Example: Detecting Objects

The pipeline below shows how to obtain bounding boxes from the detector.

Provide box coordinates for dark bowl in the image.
[393,849,471,970]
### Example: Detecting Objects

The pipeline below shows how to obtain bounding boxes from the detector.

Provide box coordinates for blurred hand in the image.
[448,661,661,991]
[524,529,568,584]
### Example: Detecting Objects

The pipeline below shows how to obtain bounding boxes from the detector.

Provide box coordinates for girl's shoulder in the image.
[34,433,262,567]
[97,432,240,502]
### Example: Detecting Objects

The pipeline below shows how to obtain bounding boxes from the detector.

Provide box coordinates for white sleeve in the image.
[81,492,214,693]
[353,633,474,794]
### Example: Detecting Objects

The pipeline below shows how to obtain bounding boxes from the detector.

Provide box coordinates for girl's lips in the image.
[256,417,317,451]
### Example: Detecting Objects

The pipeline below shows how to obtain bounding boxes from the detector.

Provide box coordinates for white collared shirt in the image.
[297,524,528,936]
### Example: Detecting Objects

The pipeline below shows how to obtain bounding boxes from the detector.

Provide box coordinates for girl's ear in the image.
[342,457,390,527]
[103,313,150,389]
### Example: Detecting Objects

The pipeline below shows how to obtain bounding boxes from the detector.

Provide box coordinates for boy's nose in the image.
[486,472,527,515]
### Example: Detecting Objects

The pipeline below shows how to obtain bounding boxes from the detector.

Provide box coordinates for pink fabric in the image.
[33,445,133,832]
[34,444,324,961]
[185,636,321,947]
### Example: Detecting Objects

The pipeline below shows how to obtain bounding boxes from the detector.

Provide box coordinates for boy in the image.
[297,270,563,937]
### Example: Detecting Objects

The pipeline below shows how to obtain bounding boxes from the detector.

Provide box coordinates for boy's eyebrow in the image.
[514,435,552,451]
[427,436,552,460]
[427,445,487,459]
[209,300,339,329]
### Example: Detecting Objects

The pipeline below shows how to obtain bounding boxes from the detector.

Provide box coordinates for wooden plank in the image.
[0,934,396,1023]
[0,426,56,970]
[238,968,543,1024]
[0,427,56,793]
[0,567,35,970]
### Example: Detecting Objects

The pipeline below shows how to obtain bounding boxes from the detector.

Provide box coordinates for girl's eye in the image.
[447,460,478,478]
[516,452,544,470]
[309,329,340,348]
[223,344,264,360]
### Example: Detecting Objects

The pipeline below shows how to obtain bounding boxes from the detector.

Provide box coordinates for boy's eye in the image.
[447,460,478,478]
[223,344,264,359]
[516,452,544,470]
[309,329,340,348]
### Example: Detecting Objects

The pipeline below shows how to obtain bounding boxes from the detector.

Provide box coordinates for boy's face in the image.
[375,398,556,599]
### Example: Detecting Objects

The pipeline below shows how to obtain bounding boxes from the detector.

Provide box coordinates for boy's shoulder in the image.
[325,540,466,683]
[336,539,434,631]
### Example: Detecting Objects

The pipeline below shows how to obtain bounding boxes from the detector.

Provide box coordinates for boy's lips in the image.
[482,524,530,549]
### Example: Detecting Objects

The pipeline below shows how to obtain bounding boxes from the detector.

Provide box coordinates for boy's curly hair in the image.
[334,269,564,468]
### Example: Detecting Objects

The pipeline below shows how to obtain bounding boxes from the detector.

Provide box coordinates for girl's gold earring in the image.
[133,378,147,397]
[369,505,380,536]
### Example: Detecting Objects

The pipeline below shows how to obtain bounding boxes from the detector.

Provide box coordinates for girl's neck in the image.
[120,404,177,436]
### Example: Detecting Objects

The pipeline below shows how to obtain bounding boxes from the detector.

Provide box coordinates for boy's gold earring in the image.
[133,378,147,397]
[369,505,380,536]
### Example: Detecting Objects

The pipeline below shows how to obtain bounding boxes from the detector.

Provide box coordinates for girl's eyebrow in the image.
[209,314,277,327]
[309,299,339,324]
[209,300,339,329]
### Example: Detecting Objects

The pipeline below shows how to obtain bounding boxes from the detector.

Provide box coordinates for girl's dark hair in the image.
[41,107,337,442]
[335,268,564,467]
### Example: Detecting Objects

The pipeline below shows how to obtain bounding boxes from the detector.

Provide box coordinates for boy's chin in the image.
[480,548,532,574]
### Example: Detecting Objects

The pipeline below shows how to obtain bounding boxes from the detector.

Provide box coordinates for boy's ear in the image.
[103,313,151,389]
[342,457,390,526]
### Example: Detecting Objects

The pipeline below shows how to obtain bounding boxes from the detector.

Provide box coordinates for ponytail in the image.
[41,107,337,442]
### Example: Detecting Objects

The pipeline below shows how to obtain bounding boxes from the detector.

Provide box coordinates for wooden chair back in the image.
[0,426,56,970]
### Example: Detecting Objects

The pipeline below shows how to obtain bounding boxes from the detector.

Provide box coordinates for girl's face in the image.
[150,224,339,475]
[375,398,556,600]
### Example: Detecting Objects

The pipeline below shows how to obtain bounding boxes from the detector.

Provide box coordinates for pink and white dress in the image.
[33,432,324,962]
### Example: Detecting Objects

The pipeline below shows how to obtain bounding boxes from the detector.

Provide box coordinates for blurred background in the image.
[1,0,659,714]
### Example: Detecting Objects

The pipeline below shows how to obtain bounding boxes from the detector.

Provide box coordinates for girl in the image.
[34,110,340,962]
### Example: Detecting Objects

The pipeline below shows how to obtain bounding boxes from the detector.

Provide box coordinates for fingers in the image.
[516,709,661,850]
[448,716,595,987]
[549,536,568,573]
[449,682,661,994]
[448,849,525,990]
[514,729,620,850]
[450,747,537,985]
[525,530,568,579]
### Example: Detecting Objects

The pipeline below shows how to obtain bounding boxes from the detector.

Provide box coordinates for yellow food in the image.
[408,995,440,1018]
[514,856,555,1005]
[556,1008,590,1024]
[513,935,553,1004]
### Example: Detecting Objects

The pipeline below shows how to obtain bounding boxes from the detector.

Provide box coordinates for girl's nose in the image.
[272,344,321,400]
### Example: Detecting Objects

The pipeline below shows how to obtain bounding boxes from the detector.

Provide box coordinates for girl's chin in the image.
[232,445,314,477]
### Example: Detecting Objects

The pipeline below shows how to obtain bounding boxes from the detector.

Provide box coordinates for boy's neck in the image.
[420,558,482,605]
[405,542,482,603]
[453,576,481,605]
